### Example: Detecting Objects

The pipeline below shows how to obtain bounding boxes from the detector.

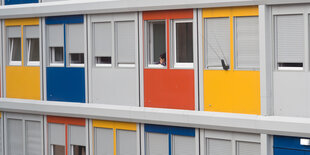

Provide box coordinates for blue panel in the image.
[274,148,306,155]
[145,124,195,137]
[5,0,37,5]
[46,67,85,103]
[46,15,84,25]
[274,136,310,151]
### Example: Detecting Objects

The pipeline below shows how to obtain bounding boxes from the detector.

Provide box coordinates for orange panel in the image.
[143,9,193,20]
[144,69,195,110]
[47,116,85,126]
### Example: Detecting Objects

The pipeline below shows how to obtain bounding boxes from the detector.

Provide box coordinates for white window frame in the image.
[172,19,194,69]
[95,56,112,67]
[145,20,167,69]
[27,38,40,66]
[9,38,22,66]
[68,53,85,67]
[49,47,64,67]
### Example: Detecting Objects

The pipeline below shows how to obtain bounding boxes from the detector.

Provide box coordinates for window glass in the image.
[96,57,111,66]
[146,21,166,67]
[72,145,86,155]
[52,145,65,155]
[50,47,64,66]
[174,21,193,67]
[205,17,230,69]
[9,38,22,65]
[69,53,84,67]
[27,38,40,65]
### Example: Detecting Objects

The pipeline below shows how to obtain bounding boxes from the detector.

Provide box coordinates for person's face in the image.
[160,58,165,64]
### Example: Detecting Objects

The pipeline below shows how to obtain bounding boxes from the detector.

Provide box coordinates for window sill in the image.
[27,61,40,66]
[278,67,303,71]
[9,61,22,66]
[69,64,85,67]
[95,64,112,67]
[49,63,64,67]
[118,64,135,68]
[146,64,166,69]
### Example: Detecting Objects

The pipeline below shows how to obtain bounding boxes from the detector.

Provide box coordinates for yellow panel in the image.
[204,70,260,115]
[5,18,39,26]
[6,66,41,100]
[202,6,258,18]
[93,120,136,131]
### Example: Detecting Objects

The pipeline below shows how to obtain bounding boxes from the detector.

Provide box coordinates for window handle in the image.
[221,59,229,71]
[300,138,310,146]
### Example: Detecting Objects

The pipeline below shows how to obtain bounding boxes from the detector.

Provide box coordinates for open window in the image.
[24,25,40,66]
[275,14,304,71]
[93,22,112,67]
[7,26,22,66]
[172,19,193,68]
[145,20,166,68]
[47,24,64,67]
[66,24,85,67]
[115,21,136,68]
[204,17,230,70]
[234,16,259,70]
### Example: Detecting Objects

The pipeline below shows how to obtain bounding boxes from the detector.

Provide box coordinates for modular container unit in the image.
[143,9,198,110]
[91,120,139,155]
[88,12,139,106]
[45,15,87,103]
[4,112,43,155]
[201,129,261,155]
[201,6,261,114]
[4,18,41,100]
[47,116,87,155]
[274,136,310,155]
[144,124,197,155]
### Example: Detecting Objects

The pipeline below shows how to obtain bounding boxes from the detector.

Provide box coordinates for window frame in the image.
[145,20,167,69]
[51,144,65,155]
[26,38,40,66]
[49,47,64,67]
[68,53,85,67]
[8,38,22,66]
[71,145,86,155]
[171,19,194,69]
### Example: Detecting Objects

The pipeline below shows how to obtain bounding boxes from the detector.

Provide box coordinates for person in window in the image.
[159,53,166,66]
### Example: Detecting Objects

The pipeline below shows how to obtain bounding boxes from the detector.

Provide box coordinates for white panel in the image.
[276,15,304,63]
[205,17,230,68]
[49,123,65,145]
[47,24,64,47]
[93,22,112,57]
[116,21,135,64]
[24,25,39,38]
[69,125,85,146]
[7,119,23,155]
[173,135,195,155]
[66,24,84,54]
[235,16,259,69]
[116,130,137,155]
[6,26,21,38]
[207,138,232,155]
[25,121,42,155]
[94,128,113,155]
[146,132,169,155]
[237,141,260,155]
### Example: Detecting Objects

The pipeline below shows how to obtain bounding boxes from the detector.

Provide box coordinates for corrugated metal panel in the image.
[94,127,113,155]
[7,119,23,155]
[47,24,64,47]
[146,132,169,155]
[69,125,86,146]
[49,123,65,145]
[24,25,39,39]
[173,135,195,155]
[93,22,112,57]
[237,141,260,155]
[207,138,231,155]
[66,23,84,54]
[25,121,42,155]
[115,21,135,64]
[116,130,137,155]
[6,26,21,38]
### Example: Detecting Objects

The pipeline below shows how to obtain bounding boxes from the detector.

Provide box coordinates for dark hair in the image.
[160,53,166,60]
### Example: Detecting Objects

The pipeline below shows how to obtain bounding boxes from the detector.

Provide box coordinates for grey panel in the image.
[47,24,64,47]
[207,138,232,155]
[6,26,21,38]
[49,123,65,145]
[237,141,260,155]
[94,128,113,155]
[0,118,2,155]
[91,69,138,106]
[115,21,135,64]
[69,125,86,146]
[235,16,259,69]
[25,121,42,155]
[146,132,169,155]
[66,24,84,54]
[7,119,23,155]
[173,135,195,155]
[205,18,230,68]
[24,25,39,39]
[116,130,136,155]
[93,22,112,57]
[276,15,304,63]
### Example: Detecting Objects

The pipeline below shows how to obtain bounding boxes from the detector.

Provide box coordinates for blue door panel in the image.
[5,0,38,5]
[46,67,85,103]
[274,136,310,151]
[274,148,306,155]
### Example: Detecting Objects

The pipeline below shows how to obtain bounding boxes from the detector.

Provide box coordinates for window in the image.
[234,16,259,70]
[146,132,169,155]
[52,145,65,155]
[207,138,231,155]
[275,15,304,70]
[71,145,85,155]
[94,128,113,155]
[93,22,112,67]
[8,38,22,65]
[116,130,137,155]
[115,21,136,67]
[27,38,40,66]
[66,24,85,67]
[50,47,64,66]
[172,135,195,155]
[145,20,166,68]
[172,19,193,68]
[205,17,230,70]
